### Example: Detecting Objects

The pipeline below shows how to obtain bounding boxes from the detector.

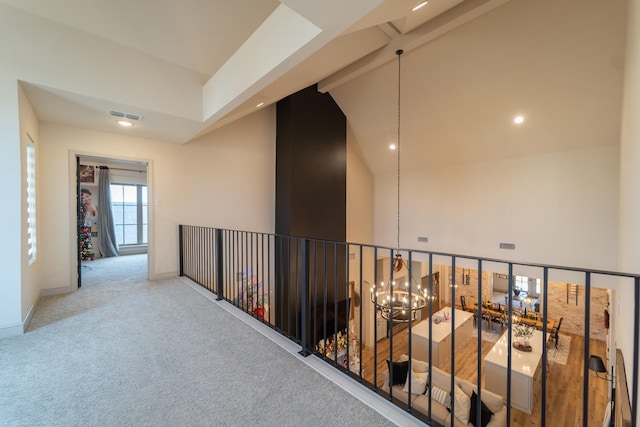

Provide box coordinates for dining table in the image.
[467,303,555,332]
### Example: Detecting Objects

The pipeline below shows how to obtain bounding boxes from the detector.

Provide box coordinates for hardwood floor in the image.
[360,324,608,426]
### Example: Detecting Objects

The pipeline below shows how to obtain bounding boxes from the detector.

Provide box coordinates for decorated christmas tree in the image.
[79,203,95,261]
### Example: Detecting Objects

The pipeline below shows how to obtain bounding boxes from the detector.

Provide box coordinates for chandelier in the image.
[370,254,433,322]
[369,50,432,322]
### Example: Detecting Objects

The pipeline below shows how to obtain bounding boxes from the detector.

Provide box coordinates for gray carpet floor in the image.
[0,255,399,427]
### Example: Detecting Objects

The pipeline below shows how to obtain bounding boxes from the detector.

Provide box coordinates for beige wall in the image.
[0,79,22,336]
[546,281,609,341]
[373,145,620,271]
[38,107,276,292]
[18,83,41,324]
[618,0,640,396]
[346,124,375,346]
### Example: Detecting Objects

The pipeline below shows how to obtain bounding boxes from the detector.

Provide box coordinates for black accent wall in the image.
[275,84,346,240]
[274,85,348,341]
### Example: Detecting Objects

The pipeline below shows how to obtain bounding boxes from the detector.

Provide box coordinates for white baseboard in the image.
[21,296,40,332]
[0,322,24,339]
[41,286,74,297]
[152,272,177,280]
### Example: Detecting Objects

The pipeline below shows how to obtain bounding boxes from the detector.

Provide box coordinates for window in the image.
[26,142,37,264]
[515,275,541,296]
[110,184,147,246]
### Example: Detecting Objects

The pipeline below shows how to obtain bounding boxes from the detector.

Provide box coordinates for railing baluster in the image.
[358,244,363,381]
[583,272,591,427]
[450,256,456,427]
[373,245,378,391]
[541,267,549,426]
[299,238,311,356]
[634,277,639,427]
[506,263,513,424]
[215,229,223,301]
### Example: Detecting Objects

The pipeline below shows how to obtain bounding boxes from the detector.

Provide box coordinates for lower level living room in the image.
[360,307,609,426]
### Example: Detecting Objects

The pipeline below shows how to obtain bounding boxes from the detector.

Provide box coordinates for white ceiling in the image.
[5,0,498,144]
[4,0,628,175]
[330,0,627,173]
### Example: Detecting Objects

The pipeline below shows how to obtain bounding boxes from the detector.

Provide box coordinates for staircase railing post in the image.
[178,225,184,276]
[215,228,224,301]
[299,238,311,357]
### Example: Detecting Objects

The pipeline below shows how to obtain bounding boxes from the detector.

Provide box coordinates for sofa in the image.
[382,354,507,427]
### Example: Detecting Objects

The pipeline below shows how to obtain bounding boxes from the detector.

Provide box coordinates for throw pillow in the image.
[427,384,451,408]
[452,384,471,425]
[387,360,410,386]
[403,369,429,395]
[469,391,494,427]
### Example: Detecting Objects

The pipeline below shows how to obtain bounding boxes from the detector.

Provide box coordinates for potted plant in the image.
[513,322,534,348]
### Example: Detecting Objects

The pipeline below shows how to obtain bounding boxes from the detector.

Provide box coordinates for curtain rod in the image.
[97,165,145,173]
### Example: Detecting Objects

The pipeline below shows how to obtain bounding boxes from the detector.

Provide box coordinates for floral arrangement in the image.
[317,330,359,359]
[238,270,269,320]
[513,322,534,340]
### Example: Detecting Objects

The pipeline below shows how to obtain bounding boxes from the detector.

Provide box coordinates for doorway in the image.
[76,155,150,288]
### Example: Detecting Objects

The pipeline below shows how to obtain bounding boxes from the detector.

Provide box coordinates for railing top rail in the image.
[180,225,640,280]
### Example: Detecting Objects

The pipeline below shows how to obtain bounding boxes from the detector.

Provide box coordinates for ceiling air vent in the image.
[109,110,143,121]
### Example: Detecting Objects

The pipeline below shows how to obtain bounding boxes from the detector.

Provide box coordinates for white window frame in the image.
[110,183,148,246]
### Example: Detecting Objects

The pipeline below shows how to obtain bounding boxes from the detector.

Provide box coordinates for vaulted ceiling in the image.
[3,0,628,174]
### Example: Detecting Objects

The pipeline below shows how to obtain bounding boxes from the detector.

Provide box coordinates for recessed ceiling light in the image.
[412,1,428,12]
[256,102,264,108]
[513,115,524,124]
[389,144,396,150]
[117,120,133,127]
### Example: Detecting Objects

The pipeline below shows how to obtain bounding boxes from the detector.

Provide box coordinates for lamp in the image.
[369,50,432,322]
[589,355,613,380]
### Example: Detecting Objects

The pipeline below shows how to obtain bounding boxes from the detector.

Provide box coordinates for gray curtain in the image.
[97,167,119,257]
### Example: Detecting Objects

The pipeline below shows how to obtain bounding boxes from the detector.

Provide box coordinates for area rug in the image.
[472,327,503,343]
[547,334,571,365]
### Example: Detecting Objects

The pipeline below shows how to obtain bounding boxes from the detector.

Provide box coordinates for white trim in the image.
[21,296,40,332]
[178,276,423,427]
[152,271,178,280]
[69,151,154,289]
[118,245,148,256]
[41,286,74,297]
[0,323,24,339]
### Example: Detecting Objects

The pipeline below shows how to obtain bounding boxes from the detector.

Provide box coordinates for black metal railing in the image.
[179,225,639,427]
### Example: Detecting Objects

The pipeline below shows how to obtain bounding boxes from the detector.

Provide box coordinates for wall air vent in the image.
[499,243,516,250]
[109,110,143,121]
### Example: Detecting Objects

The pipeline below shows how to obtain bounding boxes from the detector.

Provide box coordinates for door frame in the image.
[70,151,154,289]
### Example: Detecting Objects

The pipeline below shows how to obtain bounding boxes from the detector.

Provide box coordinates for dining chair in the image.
[549,317,563,349]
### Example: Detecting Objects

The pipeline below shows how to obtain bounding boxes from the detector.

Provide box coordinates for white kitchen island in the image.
[484,329,544,414]
[410,308,474,368]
